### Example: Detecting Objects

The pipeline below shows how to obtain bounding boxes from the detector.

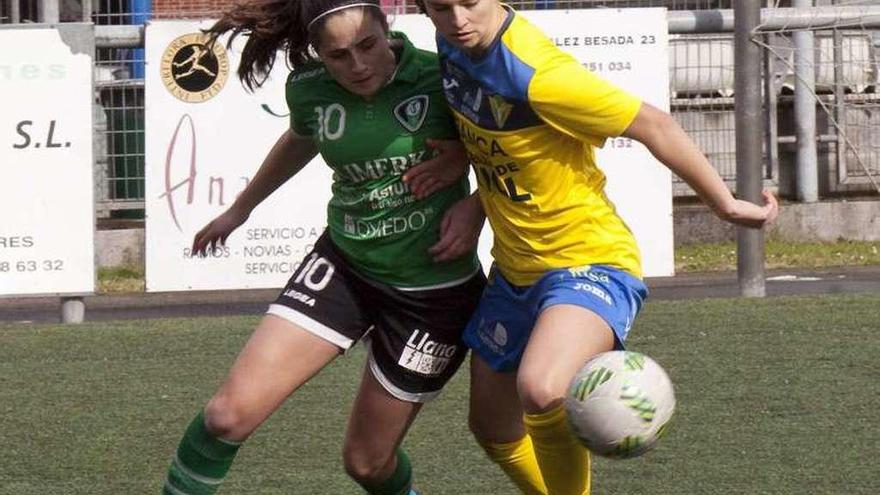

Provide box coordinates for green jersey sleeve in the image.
[285,65,327,137]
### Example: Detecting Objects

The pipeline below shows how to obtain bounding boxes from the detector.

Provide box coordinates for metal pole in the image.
[794,0,819,202]
[82,0,93,22]
[833,1,847,186]
[11,0,21,23]
[668,7,880,34]
[735,0,766,298]
[38,0,60,23]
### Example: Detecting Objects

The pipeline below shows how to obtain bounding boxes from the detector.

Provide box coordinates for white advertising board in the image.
[0,28,95,296]
[145,9,672,292]
[394,8,675,277]
[145,21,332,291]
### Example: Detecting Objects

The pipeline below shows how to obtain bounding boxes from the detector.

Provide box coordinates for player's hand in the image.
[191,206,250,257]
[403,139,470,200]
[722,189,779,229]
[429,194,485,262]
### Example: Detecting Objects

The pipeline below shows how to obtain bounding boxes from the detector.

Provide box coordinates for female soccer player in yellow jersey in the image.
[414,0,780,493]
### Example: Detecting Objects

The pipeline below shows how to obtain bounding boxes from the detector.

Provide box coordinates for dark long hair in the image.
[205,0,386,91]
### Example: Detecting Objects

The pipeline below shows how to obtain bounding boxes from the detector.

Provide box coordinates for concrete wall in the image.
[95,228,144,268]
[674,199,880,246]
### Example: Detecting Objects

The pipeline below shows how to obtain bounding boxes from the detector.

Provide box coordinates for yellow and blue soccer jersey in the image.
[437,7,644,284]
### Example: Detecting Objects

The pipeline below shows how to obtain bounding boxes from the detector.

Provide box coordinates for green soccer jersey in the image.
[286,32,479,288]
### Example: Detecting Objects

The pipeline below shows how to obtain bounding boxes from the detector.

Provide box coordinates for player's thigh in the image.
[468,353,525,444]
[343,366,422,474]
[517,304,615,413]
[208,233,371,438]
[207,314,341,438]
[342,273,483,472]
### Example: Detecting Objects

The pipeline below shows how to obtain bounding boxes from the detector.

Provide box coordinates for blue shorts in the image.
[462,264,649,372]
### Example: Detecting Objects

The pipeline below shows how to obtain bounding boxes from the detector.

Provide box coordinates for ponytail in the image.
[205,0,385,91]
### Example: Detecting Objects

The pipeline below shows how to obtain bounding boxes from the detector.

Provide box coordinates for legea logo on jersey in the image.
[393,95,429,133]
[160,33,229,103]
[399,329,456,376]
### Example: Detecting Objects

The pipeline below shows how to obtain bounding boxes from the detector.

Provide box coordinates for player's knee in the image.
[517,372,565,414]
[203,395,255,441]
[342,444,392,484]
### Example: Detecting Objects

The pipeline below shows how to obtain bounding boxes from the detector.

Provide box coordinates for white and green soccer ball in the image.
[565,351,675,459]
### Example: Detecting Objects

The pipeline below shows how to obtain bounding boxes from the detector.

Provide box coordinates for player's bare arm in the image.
[191,129,317,256]
[622,102,778,229]
[428,192,485,262]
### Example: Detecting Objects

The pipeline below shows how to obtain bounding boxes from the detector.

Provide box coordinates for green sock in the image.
[359,447,413,495]
[163,411,241,495]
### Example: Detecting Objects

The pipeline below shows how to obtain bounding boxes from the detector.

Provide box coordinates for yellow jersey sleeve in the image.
[528,54,642,147]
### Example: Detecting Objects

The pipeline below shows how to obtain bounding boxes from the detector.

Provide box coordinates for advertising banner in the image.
[145,21,330,291]
[145,9,672,292]
[0,28,95,296]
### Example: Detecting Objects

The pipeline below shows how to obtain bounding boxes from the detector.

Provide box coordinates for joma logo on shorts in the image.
[573,282,612,305]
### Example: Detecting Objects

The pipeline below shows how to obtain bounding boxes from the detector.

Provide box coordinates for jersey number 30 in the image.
[314,104,346,141]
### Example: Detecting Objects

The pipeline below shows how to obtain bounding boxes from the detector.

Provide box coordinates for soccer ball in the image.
[564,351,675,459]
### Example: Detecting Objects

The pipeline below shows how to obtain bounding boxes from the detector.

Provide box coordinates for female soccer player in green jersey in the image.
[160,1,486,494]
[415,1,780,494]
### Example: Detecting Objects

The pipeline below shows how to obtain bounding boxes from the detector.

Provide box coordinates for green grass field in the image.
[1,294,878,494]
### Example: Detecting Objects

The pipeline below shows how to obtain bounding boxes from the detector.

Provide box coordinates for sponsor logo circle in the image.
[160,33,229,103]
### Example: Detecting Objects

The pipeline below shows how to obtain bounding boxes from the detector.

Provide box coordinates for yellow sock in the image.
[480,434,548,495]
[524,405,591,495]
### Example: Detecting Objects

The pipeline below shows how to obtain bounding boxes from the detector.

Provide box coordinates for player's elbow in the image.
[624,103,677,150]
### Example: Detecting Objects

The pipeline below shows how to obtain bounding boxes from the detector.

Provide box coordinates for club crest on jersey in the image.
[488,94,513,129]
[394,95,429,133]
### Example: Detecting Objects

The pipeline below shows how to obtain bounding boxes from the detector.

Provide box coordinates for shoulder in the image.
[390,31,443,83]
[502,12,575,73]
[411,46,441,67]
[411,48,443,86]
[286,61,333,110]
[287,61,329,92]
